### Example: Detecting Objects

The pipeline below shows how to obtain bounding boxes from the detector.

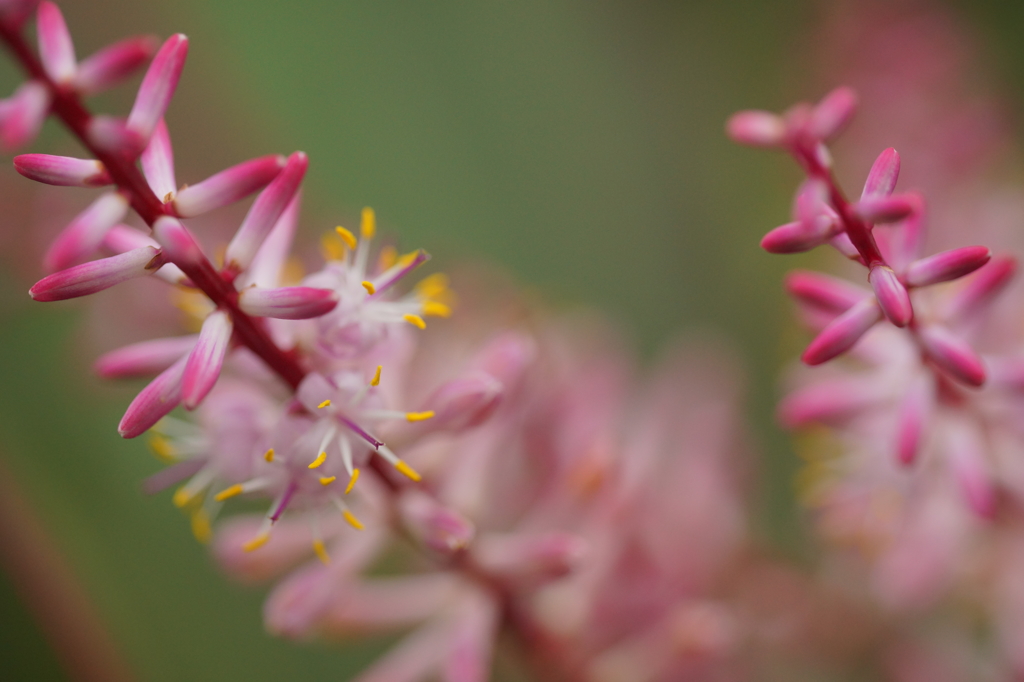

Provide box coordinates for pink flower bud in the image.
[760,220,837,254]
[944,256,1017,322]
[262,563,334,639]
[473,532,586,584]
[102,224,187,285]
[242,193,300,288]
[919,325,986,387]
[810,86,857,140]
[475,332,535,391]
[224,151,307,272]
[802,297,882,365]
[777,379,877,428]
[30,246,162,301]
[181,309,233,410]
[140,118,176,201]
[237,286,338,319]
[419,374,503,433]
[724,110,786,148]
[318,574,461,634]
[853,194,917,224]
[118,354,187,438]
[126,34,188,143]
[869,265,913,327]
[398,490,475,555]
[172,154,286,218]
[43,190,129,272]
[904,246,991,288]
[94,336,198,379]
[0,80,50,150]
[86,115,145,156]
[441,592,498,682]
[784,270,869,313]
[948,421,996,519]
[895,373,933,466]
[74,35,158,95]
[152,216,204,267]
[861,147,900,198]
[830,232,860,260]
[36,2,76,83]
[13,154,110,187]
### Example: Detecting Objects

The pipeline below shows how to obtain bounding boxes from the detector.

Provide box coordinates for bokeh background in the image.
[0,0,1021,679]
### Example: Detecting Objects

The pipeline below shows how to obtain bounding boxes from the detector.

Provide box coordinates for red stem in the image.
[0,18,307,390]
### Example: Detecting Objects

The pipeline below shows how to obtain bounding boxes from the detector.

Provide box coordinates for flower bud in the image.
[861,147,900,197]
[173,154,287,217]
[118,355,187,438]
[36,2,76,84]
[905,246,991,288]
[724,110,786,148]
[802,297,882,365]
[919,325,986,387]
[30,246,162,301]
[74,35,158,95]
[43,191,129,272]
[398,490,475,555]
[94,336,198,379]
[868,265,913,327]
[181,310,233,410]
[810,86,857,140]
[238,286,339,319]
[14,154,111,187]
[127,34,188,143]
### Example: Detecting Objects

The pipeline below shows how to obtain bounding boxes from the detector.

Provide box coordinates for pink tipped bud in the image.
[118,355,187,438]
[14,154,110,187]
[140,118,176,201]
[126,34,188,143]
[181,309,232,410]
[36,2,76,83]
[43,191,129,272]
[810,86,857,140]
[420,374,503,433]
[777,379,877,428]
[861,147,900,198]
[243,193,300,288]
[895,373,933,466]
[0,80,50,150]
[919,325,986,387]
[94,336,198,379]
[802,297,882,365]
[905,246,991,288]
[853,194,917,224]
[473,532,586,584]
[784,270,869,313]
[152,216,204,267]
[869,265,913,327]
[830,232,861,260]
[761,220,836,254]
[102,224,187,284]
[237,286,338,319]
[30,246,162,301]
[944,256,1017,322]
[398,490,475,555]
[948,421,996,520]
[725,110,786,148]
[224,151,307,272]
[74,35,158,95]
[172,154,286,217]
[86,115,145,156]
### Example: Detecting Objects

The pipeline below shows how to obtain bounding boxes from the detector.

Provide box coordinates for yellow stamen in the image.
[318,399,332,409]
[335,226,357,250]
[422,300,452,318]
[361,281,376,295]
[191,509,212,544]
[343,510,365,530]
[309,451,327,469]
[378,245,397,271]
[319,476,337,486]
[320,232,346,261]
[148,434,177,463]
[397,250,419,268]
[394,460,422,482]
[415,273,449,299]
[264,448,275,462]
[172,487,192,508]
[370,365,382,387]
[214,484,244,502]
[360,207,376,239]
[243,532,270,552]
[403,314,426,330]
[345,468,360,494]
[313,539,330,565]
[405,411,435,422]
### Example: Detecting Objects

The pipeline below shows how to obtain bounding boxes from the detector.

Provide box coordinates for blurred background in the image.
[0,0,1021,679]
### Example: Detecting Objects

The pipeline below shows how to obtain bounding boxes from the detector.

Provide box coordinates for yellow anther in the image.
[405,411,435,422]
[378,245,397,271]
[313,539,330,565]
[335,226,357,250]
[403,314,426,330]
[243,532,270,552]
[214,484,245,502]
[148,434,177,463]
[343,510,365,530]
[320,233,346,261]
[361,281,376,295]
[415,273,449,299]
[264,448,275,462]
[394,460,422,482]
[397,250,419,268]
[345,468,360,494]
[361,207,376,239]
[422,301,452,318]
[191,509,212,544]
[172,487,193,508]
[370,365,382,387]
[309,451,327,469]
[318,399,332,409]
[319,476,337,486]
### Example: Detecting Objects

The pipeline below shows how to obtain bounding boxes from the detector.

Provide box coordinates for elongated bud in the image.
[905,246,991,288]
[74,35,158,95]
[948,420,996,519]
[895,373,933,466]
[398,490,475,555]
[761,220,836,254]
[243,193,300,288]
[140,118,176,201]
[919,325,986,387]
[14,154,110,187]
[810,86,857,140]
[102,224,187,284]
[118,355,187,438]
[94,335,198,379]
[43,191,129,272]
[802,297,882,365]
[784,270,868,313]
[173,154,286,217]
[237,286,338,319]
[862,147,900,197]
[476,332,536,390]
[0,81,50,150]
[725,110,786,148]
[419,374,503,433]
[830,232,861,260]
[777,379,877,428]
[224,151,307,272]
[853,194,917,224]
[473,532,586,584]
[127,34,188,143]
[30,246,162,301]
[152,216,204,267]
[37,2,76,83]
[944,256,1017,322]
[868,265,913,327]
[442,592,499,682]
[181,310,233,410]
[86,115,145,156]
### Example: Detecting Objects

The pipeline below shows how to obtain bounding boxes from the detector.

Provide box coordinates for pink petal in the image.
[777,379,877,428]
[94,336,198,379]
[869,265,913,327]
[36,2,76,83]
[784,270,869,313]
[895,373,934,466]
[829,231,860,260]
[237,286,338,319]
[43,191,129,272]
[102,224,187,284]
[13,154,110,187]
[181,309,233,410]
[118,354,187,438]
[263,563,337,638]
[74,35,158,95]
[152,216,204,267]
[905,246,991,288]
[126,34,188,143]
[399,490,475,555]
[724,110,786,148]
[0,80,50,150]
[172,154,286,217]
[802,297,882,365]
[140,118,176,201]
[760,220,835,254]
[919,325,986,387]
[944,256,1017,322]
[861,147,900,198]
[242,192,300,288]
[30,246,162,301]
[320,575,460,634]
[853,194,918,224]
[418,374,503,433]
[85,115,146,156]
[810,86,857,141]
